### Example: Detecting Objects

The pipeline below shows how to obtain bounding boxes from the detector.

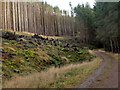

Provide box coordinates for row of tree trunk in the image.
[0,2,74,36]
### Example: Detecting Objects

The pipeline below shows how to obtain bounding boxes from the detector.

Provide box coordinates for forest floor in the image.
[78,50,118,88]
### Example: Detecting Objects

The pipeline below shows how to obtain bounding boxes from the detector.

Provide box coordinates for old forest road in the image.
[78,51,118,88]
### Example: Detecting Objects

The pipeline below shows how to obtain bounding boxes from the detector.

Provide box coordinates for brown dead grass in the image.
[3,55,103,88]
[40,35,72,40]
[1,29,71,40]
[106,52,119,60]
[88,50,96,55]
[97,49,119,61]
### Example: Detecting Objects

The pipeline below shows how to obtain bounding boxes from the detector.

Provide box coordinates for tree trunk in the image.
[15,2,18,31]
[0,2,2,29]
[18,2,21,32]
[5,1,7,30]
[7,1,11,30]
[116,38,120,53]
[110,39,113,53]
[21,3,24,32]
[33,4,36,34]
[13,2,16,32]
[24,3,28,32]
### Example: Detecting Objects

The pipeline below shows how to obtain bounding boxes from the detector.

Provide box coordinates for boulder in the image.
[32,34,45,40]
[2,32,17,40]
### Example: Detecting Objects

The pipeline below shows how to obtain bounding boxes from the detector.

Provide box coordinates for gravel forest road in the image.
[78,51,118,88]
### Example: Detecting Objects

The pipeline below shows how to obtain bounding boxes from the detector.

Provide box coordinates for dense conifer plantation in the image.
[74,2,120,53]
[0,1,74,36]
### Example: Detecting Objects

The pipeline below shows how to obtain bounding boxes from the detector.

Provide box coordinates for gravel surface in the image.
[78,51,118,88]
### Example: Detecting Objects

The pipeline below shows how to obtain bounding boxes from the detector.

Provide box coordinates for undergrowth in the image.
[1,30,96,83]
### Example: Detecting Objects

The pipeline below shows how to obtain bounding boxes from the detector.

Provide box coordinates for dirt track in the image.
[78,51,118,88]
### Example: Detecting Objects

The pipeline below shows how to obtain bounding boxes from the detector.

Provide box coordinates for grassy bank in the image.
[1,30,101,88]
[3,55,103,88]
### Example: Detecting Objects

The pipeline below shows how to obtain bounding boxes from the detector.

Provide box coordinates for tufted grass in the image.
[3,55,103,88]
